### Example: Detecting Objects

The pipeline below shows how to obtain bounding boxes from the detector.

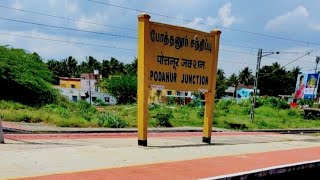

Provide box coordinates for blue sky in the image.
[0,0,320,76]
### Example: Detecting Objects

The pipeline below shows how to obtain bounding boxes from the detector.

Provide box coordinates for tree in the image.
[0,46,57,106]
[258,62,300,96]
[99,75,137,104]
[215,69,228,99]
[226,73,238,87]
[125,57,138,76]
[238,67,254,85]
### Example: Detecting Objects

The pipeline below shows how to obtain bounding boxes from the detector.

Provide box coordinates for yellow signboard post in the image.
[137,13,221,146]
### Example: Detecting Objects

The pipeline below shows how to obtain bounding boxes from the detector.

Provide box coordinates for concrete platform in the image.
[1,132,319,179]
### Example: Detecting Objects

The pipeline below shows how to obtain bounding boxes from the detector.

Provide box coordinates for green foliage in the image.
[258,63,300,96]
[238,67,254,86]
[216,69,228,98]
[166,96,176,105]
[238,99,251,114]
[298,99,314,107]
[94,98,107,106]
[97,113,128,128]
[0,46,57,106]
[0,100,28,110]
[148,103,160,110]
[155,107,173,127]
[216,99,237,110]
[197,107,205,118]
[188,97,202,107]
[100,75,137,104]
[257,97,290,109]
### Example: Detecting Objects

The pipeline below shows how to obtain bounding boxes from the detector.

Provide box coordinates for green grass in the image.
[1,99,320,129]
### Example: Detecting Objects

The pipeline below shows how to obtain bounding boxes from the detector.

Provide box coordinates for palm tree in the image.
[238,67,254,85]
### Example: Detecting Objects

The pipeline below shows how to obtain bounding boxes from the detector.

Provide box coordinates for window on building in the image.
[81,96,86,100]
[167,91,172,95]
[177,91,181,96]
[72,96,78,102]
[71,84,75,88]
[92,97,97,102]
[185,92,189,96]
[105,97,110,102]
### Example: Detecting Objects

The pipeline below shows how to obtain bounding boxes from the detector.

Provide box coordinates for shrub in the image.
[149,103,160,110]
[258,97,290,109]
[155,107,173,127]
[197,107,205,118]
[238,99,251,114]
[188,98,202,107]
[97,113,128,128]
[42,104,71,119]
[287,109,302,117]
[298,99,314,107]
[181,106,190,120]
[167,96,176,105]
[76,100,97,121]
[216,99,237,110]
[0,100,28,110]
[94,98,107,106]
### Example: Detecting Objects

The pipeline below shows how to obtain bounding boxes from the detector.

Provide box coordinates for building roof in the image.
[59,77,81,81]
[225,86,236,93]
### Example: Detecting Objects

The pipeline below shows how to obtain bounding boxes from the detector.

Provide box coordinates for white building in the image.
[57,71,117,105]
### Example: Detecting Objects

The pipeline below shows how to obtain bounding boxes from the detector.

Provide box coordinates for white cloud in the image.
[184,2,240,31]
[218,2,236,27]
[11,0,23,9]
[75,12,108,31]
[310,23,320,31]
[65,0,79,14]
[265,6,309,31]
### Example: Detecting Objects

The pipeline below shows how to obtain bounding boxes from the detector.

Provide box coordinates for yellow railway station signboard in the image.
[137,13,221,146]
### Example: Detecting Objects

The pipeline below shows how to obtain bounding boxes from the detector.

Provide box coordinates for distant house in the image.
[225,86,236,98]
[149,89,193,105]
[236,84,259,99]
[224,85,259,99]
[56,70,117,105]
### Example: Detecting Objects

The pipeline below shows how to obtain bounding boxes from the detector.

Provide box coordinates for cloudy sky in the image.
[1,0,320,76]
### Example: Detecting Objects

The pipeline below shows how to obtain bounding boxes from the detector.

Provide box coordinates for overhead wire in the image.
[0,5,136,31]
[0,17,137,39]
[88,0,320,46]
[0,32,136,51]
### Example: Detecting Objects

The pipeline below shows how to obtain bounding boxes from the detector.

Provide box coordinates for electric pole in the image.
[250,49,279,122]
[250,49,262,122]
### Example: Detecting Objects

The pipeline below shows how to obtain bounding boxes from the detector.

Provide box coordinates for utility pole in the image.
[251,49,262,122]
[89,79,92,105]
[250,49,279,122]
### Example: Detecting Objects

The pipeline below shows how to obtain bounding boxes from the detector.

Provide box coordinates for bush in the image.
[287,109,302,117]
[298,99,314,107]
[155,107,173,127]
[258,97,290,109]
[97,113,128,128]
[238,99,251,114]
[94,98,107,106]
[75,100,97,121]
[216,99,237,110]
[149,103,160,110]
[197,107,205,118]
[167,96,176,105]
[0,100,28,110]
[188,98,202,107]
